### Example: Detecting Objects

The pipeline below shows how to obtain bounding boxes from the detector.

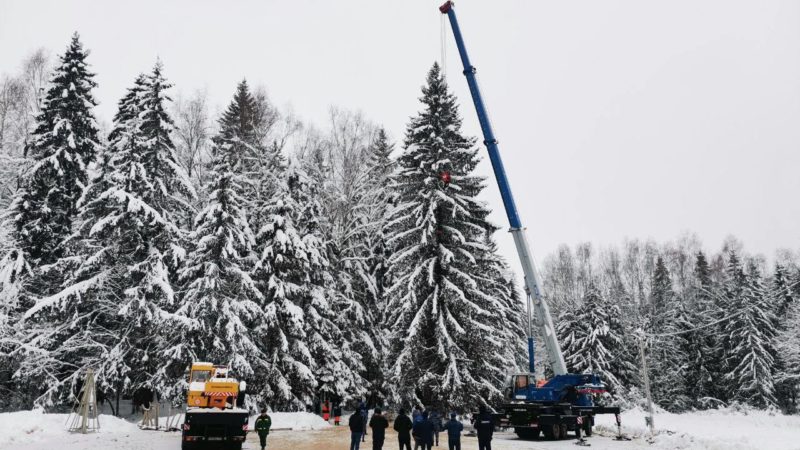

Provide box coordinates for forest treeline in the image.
[0,35,797,415]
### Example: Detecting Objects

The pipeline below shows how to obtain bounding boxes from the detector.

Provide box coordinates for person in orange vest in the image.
[322,400,331,422]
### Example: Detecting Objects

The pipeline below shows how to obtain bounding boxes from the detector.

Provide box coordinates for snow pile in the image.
[0,409,138,448]
[248,412,331,431]
[594,407,800,450]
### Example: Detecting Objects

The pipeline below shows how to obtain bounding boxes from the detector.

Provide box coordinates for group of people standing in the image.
[348,404,495,450]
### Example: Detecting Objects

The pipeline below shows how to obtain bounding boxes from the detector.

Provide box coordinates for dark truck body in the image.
[495,402,620,439]
[181,408,249,450]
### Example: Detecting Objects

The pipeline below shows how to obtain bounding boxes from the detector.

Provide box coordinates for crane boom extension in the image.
[440,1,567,376]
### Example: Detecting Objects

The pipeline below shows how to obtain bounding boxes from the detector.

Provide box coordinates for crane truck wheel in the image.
[544,423,562,440]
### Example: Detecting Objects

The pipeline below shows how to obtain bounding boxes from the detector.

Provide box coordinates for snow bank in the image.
[594,407,800,450]
[0,409,138,448]
[248,412,331,431]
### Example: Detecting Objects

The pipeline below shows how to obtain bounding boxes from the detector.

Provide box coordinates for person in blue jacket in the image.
[442,413,464,450]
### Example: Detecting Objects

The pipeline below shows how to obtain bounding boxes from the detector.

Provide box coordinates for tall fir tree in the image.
[557,282,621,391]
[329,128,396,405]
[22,65,196,403]
[383,63,518,409]
[771,263,798,412]
[252,165,316,410]
[287,161,364,404]
[721,256,777,408]
[684,251,717,406]
[171,83,266,401]
[776,269,800,413]
[3,33,99,270]
[0,34,104,407]
[649,256,672,333]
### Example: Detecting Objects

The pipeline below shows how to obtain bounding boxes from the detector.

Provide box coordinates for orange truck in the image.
[181,362,249,450]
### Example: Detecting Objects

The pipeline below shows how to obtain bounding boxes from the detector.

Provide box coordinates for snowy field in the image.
[0,408,799,450]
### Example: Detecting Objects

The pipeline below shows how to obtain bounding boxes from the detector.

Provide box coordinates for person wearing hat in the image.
[394,408,413,450]
[254,408,272,450]
[360,402,369,442]
[443,412,464,450]
[413,411,434,450]
[350,405,367,450]
[369,407,389,450]
[472,406,494,450]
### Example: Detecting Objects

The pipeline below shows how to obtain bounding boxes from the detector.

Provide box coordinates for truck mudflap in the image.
[182,409,249,449]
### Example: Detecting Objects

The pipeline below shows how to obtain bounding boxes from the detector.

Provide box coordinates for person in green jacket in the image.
[255,409,272,450]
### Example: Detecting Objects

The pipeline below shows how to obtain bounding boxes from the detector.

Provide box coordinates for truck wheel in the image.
[546,423,561,440]
[560,424,568,439]
[583,420,593,437]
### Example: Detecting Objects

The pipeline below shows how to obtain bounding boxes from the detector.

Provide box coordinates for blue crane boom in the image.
[439,1,567,376]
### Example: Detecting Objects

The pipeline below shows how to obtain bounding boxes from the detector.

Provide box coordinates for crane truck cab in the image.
[182,362,249,450]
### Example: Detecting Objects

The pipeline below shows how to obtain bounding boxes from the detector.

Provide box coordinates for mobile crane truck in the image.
[181,362,249,450]
[439,2,622,441]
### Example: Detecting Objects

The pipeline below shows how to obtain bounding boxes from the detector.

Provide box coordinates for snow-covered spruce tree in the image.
[684,251,718,407]
[0,34,101,407]
[556,282,621,392]
[771,263,798,412]
[772,264,796,324]
[317,127,395,406]
[3,33,99,271]
[365,127,397,309]
[776,271,800,413]
[287,160,365,405]
[648,256,672,333]
[603,271,639,394]
[20,65,195,404]
[475,236,526,385]
[644,257,692,411]
[171,83,266,403]
[252,165,316,410]
[721,255,777,408]
[383,63,517,410]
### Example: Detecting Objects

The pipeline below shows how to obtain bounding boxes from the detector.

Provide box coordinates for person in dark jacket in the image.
[350,409,366,450]
[369,407,389,450]
[443,413,463,450]
[472,406,494,450]
[334,403,343,426]
[394,408,413,450]
[361,402,369,442]
[254,409,272,450]
[413,411,434,450]
[429,409,443,446]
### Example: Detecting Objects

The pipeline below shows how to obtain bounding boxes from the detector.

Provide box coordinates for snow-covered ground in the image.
[0,409,329,450]
[0,408,798,450]
[594,407,800,450]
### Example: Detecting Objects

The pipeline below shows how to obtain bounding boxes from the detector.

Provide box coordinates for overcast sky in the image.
[2,0,799,273]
